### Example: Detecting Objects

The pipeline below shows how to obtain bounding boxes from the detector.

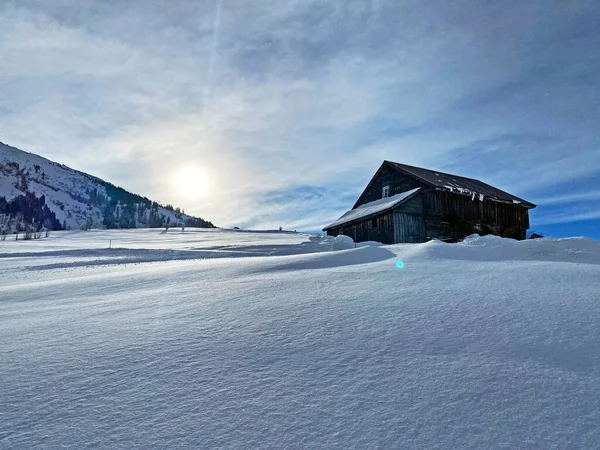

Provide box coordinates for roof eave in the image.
[323,188,421,231]
[351,161,390,209]
[322,207,393,231]
[431,186,536,209]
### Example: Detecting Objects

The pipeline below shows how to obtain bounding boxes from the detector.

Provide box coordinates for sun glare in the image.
[174,168,209,198]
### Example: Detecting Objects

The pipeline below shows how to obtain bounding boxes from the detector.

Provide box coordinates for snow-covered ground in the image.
[1,229,599,449]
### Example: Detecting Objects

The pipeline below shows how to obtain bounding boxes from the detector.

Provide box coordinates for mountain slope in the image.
[0,141,214,231]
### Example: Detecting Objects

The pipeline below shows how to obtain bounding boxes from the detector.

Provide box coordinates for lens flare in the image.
[396,261,404,268]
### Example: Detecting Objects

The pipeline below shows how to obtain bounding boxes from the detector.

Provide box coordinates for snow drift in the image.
[1,229,599,449]
[331,234,355,251]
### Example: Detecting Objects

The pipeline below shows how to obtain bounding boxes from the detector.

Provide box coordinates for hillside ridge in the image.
[0,141,215,232]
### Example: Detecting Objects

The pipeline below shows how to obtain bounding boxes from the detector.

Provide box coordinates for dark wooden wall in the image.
[326,211,396,244]
[392,194,426,243]
[355,166,423,207]
[393,211,426,243]
[394,194,423,215]
[422,189,530,241]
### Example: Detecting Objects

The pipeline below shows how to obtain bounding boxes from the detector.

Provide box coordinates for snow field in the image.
[1,229,599,449]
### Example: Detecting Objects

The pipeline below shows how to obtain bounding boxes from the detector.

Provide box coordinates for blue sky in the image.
[0,0,598,237]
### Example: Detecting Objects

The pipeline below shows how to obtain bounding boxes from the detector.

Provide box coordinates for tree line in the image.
[0,193,62,232]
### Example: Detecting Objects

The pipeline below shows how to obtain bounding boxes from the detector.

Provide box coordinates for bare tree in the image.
[81,217,93,231]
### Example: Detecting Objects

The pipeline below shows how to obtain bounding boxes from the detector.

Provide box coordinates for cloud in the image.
[0,0,599,233]
[534,209,600,226]
[536,191,600,206]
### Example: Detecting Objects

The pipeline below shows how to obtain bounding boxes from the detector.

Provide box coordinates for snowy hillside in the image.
[1,229,599,448]
[0,141,214,230]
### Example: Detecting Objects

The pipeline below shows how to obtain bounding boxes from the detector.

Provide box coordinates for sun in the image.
[174,167,209,198]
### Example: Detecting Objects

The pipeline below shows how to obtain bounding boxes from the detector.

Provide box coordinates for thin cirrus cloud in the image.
[536,191,600,206]
[0,0,598,237]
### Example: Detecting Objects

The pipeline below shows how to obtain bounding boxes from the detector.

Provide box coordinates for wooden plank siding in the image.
[354,166,423,208]
[421,189,529,241]
[392,193,426,243]
[393,212,426,243]
[394,193,423,215]
[326,211,396,244]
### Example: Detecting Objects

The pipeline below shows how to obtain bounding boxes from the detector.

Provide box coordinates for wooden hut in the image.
[323,161,536,244]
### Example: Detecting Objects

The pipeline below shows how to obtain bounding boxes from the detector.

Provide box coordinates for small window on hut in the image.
[370,217,377,228]
[382,185,390,198]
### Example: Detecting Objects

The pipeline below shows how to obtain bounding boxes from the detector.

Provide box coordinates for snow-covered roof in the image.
[324,188,420,230]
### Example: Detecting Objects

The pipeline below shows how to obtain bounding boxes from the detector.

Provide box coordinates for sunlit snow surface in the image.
[1,229,600,449]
